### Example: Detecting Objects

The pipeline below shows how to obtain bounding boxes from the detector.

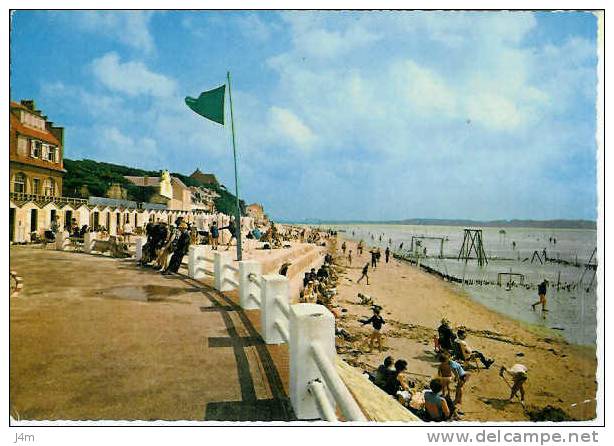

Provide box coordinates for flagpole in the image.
[226,71,243,261]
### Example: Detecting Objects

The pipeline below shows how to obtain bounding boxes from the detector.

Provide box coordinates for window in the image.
[13,173,26,193]
[32,178,40,195]
[31,141,42,158]
[43,178,55,196]
[47,146,56,162]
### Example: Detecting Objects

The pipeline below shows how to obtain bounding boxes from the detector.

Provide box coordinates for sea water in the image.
[321,224,598,345]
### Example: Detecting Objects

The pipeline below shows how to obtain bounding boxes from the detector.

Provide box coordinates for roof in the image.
[88,196,138,208]
[171,176,188,189]
[10,111,61,146]
[124,176,161,187]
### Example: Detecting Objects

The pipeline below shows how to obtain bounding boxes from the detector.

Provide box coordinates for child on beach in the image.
[360,306,385,352]
[499,364,528,406]
[357,263,370,285]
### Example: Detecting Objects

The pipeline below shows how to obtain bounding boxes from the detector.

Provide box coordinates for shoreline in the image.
[331,236,597,421]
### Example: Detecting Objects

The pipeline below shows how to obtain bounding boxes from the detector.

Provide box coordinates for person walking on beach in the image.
[385,246,390,263]
[341,241,347,255]
[358,240,364,255]
[532,280,548,312]
[348,250,352,266]
[357,263,370,285]
[361,306,385,352]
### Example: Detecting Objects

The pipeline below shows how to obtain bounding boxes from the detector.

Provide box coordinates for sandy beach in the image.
[332,238,597,422]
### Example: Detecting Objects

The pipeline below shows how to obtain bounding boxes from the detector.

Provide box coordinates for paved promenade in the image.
[10,246,296,421]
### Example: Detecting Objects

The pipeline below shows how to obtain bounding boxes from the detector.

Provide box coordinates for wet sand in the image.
[333,239,598,421]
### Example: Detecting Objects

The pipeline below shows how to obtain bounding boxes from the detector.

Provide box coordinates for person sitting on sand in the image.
[424,379,452,422]
[455,329,495,369]
[383,359,412,405]
[370,356,395,390]
[360,306,385,352]
[438,318,457,352]
[279,260,292,276]
[357,263,370,285]
[532,280,549,312]
[500,364,528,406]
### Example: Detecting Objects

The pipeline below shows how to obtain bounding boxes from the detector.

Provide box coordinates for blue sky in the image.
[10,11,599,221]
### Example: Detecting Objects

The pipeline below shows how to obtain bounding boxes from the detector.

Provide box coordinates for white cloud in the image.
[269,106,316,149]
[76,11,156,54]
[91,53,176,97]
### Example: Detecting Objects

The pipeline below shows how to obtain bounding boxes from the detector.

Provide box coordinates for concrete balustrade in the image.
[213,251,235,291]
[261,274,290,344]
[65,234,363,421]
[83,232,96,254]
[188,245,210,280]
[135,237,146,261]
[55,231,69,251]
[239,260,262,310]
[289,303,336,420]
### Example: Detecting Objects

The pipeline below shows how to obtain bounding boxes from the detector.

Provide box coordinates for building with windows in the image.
[124,173,193,211]
[246,203,268,225]
[10,100,65,197]
[9,100,67,242]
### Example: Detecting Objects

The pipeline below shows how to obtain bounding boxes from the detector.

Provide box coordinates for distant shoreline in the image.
[281,218,596,230]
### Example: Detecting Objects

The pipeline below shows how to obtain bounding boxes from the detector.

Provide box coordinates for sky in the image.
[9,10,599,221]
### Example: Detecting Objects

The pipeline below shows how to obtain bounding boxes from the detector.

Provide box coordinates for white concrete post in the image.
[135,237,146,261]
[239,260,262,310]
[188,245,208,280]
[261,274,290,344]
[83,232,96,254]
[55,231,67,251]
[213,251,234,291]
[289,304,336,420]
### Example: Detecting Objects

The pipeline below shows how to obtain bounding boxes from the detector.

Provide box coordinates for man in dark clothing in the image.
[383,359,408,396]
[222,219,237,250]
[438,319,456,352]
[385,246,390,263]
[163,223,191,274]
[357,263,369,285]
[370,356,395,390]
[371,250,377,268]
[210,222,220,250]
[532,280,549,312]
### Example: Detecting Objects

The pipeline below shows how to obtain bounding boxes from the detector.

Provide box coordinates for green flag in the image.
[185,85,225,125]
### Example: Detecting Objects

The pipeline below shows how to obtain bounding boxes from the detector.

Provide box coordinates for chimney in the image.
[20,99,36,111]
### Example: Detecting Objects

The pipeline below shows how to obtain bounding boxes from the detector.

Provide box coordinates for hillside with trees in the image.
[62,158,245,215]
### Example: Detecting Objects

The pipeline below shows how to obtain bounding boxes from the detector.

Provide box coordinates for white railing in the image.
[55,235,365,421]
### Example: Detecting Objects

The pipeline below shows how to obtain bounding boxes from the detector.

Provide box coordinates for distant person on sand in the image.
[357,263,370,285]
[512,241,516,250]
[371,250,378,268]
[358,240,364,255]
[361,306,385,351]
[532,280,549,312]
[500,364,528,406]
[385,246,390,263]
[348,250,352,266]
[399,242,404,250]
[341,241,347,254]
